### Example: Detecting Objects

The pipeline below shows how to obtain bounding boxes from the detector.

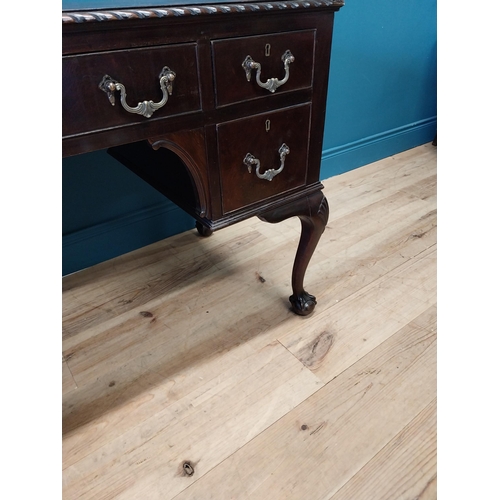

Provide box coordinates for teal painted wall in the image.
[62,151,195,275]
[62,0,437,275]
[322,0,437,175]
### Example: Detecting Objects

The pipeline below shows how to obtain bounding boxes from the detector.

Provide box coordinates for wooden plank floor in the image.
[62,143,437,500]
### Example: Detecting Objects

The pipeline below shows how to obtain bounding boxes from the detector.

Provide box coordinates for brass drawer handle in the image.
[242,50,295,93]
[98,66,176,118]
[243,143,290,181]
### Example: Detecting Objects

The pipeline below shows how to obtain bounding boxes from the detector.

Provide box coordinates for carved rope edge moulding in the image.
[62,0,345,24]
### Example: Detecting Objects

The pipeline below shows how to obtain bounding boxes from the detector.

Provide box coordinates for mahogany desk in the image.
[62,0,344,315]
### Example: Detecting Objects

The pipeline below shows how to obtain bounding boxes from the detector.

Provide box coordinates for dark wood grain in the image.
[63,44,201,137]
[212,29,315,107]
[259,189,329,316]
[218,103,311,213]
[62,2,343,314]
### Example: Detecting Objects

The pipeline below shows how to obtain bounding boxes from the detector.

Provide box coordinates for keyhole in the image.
[265,119,271,132]
[265,43,271,57]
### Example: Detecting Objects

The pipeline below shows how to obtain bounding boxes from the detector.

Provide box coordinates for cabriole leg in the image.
[259,189,329,316]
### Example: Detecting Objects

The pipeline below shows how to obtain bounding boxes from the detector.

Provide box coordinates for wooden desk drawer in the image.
[212,30,315,108]
[62,44,201,138]
[218,104,311,214]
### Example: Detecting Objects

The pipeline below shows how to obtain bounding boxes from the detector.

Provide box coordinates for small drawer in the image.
[218,104,311,214]
[62,44,201,138]
[212,30,315,107]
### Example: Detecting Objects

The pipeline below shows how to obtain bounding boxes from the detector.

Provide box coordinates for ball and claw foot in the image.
[289,291,317,316]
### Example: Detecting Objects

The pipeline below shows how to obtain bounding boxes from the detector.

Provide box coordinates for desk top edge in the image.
[63,0,344,24]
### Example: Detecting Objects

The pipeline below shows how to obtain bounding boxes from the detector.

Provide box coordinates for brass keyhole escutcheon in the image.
[265,119,271,132]
[265,43,271,56]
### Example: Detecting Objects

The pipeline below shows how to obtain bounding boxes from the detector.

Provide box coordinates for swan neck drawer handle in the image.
[243,143,290,181]
[98,66,176,118]
[242,50,295,93]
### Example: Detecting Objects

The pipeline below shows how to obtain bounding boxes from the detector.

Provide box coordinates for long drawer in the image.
[62,43,201,138]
